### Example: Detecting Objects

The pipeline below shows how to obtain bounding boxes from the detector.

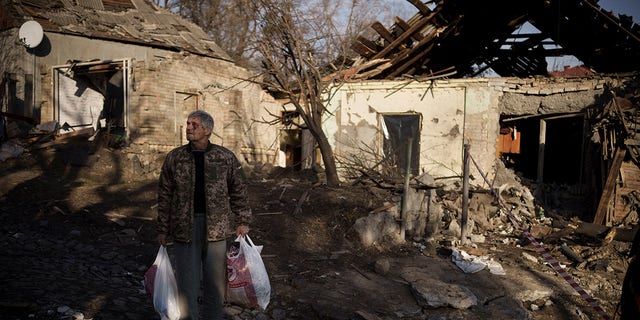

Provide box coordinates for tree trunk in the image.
[315,129,340,186]
[305,115,339,186]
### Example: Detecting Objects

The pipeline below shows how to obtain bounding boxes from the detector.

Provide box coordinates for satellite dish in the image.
[19,21,44,49]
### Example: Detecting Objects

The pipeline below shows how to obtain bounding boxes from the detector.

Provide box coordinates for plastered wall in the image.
[324,76,623,185]
[325,79,496,183]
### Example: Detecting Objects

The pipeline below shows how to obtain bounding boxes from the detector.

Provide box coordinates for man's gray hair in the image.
[188,110,214,132]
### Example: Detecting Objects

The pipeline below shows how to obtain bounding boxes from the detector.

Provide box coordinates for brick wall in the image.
[130,53,280,164]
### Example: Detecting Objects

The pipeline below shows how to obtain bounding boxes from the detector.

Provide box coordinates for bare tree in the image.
[153,0,260,67]
[252,0,343,185]
[150,0,181,11]
[154,0,417,185]
[155,0,413,69]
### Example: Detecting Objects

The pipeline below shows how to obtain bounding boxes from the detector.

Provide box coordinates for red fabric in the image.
[144,264,158,300]
[226,252,258,307]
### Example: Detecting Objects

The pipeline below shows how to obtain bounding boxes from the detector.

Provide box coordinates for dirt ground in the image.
[0,137,634,320]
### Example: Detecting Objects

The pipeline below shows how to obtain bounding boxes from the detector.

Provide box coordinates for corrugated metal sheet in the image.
[102,0,135,11]
[46,11,78,26]
[2,0,230,60]
[77,0,104,10]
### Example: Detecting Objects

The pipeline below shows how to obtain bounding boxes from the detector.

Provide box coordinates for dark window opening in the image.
[381,114,421,177]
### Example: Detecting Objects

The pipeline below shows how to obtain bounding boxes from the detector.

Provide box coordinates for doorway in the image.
[500,113,584,184]
[381,113,421,177]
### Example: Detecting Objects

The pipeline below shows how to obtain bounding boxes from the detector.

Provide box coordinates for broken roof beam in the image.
[407,0,433,15]
[371,22,406,50]
[394,17,425,41]
[386,20,458,78]
[371,5,443,60]
[351,36,379,59]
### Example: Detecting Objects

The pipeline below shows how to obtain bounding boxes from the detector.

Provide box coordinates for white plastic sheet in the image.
[451,248,506,275]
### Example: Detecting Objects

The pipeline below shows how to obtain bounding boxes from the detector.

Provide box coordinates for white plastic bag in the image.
[226,235,271,310]
[144,245,181,320]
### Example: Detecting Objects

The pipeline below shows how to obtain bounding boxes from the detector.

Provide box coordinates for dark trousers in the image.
[174,214,227,320]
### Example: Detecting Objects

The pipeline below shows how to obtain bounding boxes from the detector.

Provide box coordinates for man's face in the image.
[186,116,211,143]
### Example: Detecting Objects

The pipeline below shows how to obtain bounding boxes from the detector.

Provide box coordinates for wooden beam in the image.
[371,22,401,48]
[386,21,458,78]
[537,119,546,183]
[593,147,627,225]
[407,0,432,15]
[394,17,424,41]
[372,6,442,60]
[357,36,380,51]
[351,41,377,59]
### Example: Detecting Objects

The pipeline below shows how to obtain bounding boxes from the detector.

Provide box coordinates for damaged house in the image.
[1,0,638,228]
[0,0,282,169]
[323,0,640,227]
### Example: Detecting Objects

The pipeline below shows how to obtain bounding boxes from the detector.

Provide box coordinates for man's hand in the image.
[236,225,249,236]
[157,234,167,246]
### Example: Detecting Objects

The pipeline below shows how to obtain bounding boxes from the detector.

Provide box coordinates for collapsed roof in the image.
[0,0,231,61]
[349,0,640,79]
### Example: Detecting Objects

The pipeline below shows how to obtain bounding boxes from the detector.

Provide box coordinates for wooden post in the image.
[537,119,546,184]
[593,147,626,225]
[400,138,413,242]
[461,144,470,244]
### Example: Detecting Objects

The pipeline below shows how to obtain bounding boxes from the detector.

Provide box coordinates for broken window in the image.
[53,59,130,145]
[381,113,421,177]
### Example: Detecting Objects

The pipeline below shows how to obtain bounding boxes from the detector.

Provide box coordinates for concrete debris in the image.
[410,278,478,309]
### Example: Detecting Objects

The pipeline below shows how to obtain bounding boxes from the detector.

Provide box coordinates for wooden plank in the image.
[407,0,432,15]
[351,41,376,58]
[385,21,455,78]
[357,36,380,51]
[614,161,640,222]
[593,148,627,225]
[387,34,438,78]
[371,6,442,60]
[371,22,401,48]
[537,119,546,183]
[394,17,424,41]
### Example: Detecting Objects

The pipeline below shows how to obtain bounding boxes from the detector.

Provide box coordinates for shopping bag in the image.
[226,235,271,310]
[144,245,180,320]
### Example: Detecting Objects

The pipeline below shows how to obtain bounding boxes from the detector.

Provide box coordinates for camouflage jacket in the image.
[157,142,252,242]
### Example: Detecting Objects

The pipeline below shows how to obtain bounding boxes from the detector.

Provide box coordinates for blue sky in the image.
[538,0,640,70]
[381,1,640,72]
[598,0,640,23]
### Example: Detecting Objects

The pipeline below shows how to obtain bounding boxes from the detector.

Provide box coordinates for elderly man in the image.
[157,110,252,320]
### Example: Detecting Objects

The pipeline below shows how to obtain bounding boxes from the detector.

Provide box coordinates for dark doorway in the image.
[500,114,584,184]
[381,113,421,177]
[281,129,302,171]
[543,116,584,184]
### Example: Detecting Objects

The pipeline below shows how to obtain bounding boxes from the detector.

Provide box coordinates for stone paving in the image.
[0,202,287,320]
